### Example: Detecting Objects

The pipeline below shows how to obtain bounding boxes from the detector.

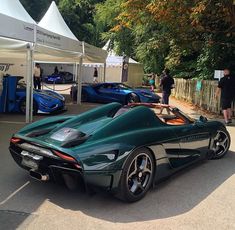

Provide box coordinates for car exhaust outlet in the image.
[30,170,49,181]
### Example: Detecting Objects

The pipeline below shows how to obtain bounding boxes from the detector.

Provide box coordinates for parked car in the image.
[9,102,230,202]
[70,82,161,104]
[44,71,74,84]
[0,76,65,114]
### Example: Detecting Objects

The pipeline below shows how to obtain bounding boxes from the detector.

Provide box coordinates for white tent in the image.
[0,0,83,123]
[37,1,83,55]
[37,1,107,63]
[38,1,107,104]
[0,0,107,123]
[0,0,35,42]
[104,41,143,87]
[82,41,144,87]
[0,0,36,124]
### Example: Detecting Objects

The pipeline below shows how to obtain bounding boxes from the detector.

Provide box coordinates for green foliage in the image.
[20,0,104,45]
[20,0,235,78]
[20,0,54,22]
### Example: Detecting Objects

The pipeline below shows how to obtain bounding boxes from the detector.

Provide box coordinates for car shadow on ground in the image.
[49,151,235,223]
[1,151,235,226]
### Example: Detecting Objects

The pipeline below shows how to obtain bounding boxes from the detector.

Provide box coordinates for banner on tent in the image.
[0,63,14,72]
[0,13,34,42]
[36,27,83,53]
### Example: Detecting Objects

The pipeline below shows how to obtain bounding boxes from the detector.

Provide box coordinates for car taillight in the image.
[74,163,82,169]
[10,137,21,144]
[53,150,76,163]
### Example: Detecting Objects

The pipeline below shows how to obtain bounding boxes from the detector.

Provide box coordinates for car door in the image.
[149,125,182,182]
[96,84,121,103]
[172,121,210,166]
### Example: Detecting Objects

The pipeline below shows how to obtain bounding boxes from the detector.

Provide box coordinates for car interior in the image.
[151,107,187,125]
[113,105,190,126]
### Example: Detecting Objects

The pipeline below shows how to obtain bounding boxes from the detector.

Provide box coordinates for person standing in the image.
[33,63,41,90]
[54,66,59,74]
[149,73,155,92]
[160,68,175,105]
[93,67,98,83]
[216,68,235,125]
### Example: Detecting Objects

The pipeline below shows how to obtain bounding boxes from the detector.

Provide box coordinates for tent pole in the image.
[30,59,34,123]
[77,57,83,105]
[72,63,76,82]
[103,62,106,82]
[26,45,33,123]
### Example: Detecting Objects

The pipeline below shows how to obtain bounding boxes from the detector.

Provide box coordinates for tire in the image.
[126,93,140,104]
[81,91,88,102]
[211,128,230,159]
[19,99,38,115]
[116,148,155,202]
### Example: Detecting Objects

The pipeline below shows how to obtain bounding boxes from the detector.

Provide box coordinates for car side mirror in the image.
[198,115,208,123]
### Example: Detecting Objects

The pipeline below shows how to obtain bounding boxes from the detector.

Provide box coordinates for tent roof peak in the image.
[38,1,78,41]
[0,0,35,24]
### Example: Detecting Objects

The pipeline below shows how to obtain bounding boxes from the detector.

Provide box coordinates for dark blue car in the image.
[44,71,74,84]
[71,82,161,104]
[0,76,65,114]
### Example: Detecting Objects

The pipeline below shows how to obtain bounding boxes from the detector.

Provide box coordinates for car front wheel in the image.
[126,93,139,104]
[116,148,155,202]
[211,128,230,159]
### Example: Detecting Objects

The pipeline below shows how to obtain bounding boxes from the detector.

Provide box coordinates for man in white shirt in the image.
[34,63,41,89]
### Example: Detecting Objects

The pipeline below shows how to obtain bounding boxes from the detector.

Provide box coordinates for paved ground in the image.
[0,97,235,230]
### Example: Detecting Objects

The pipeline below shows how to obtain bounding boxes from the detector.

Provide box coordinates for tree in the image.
[94,0,135,56]
[112,0,235,78]
[58,0,104,45]
[20,0,54,22]
[20,0,104,46]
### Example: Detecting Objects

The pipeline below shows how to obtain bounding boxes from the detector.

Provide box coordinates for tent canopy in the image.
[38,1,107,63]
[83,42,108,63]
[38,1,77,41]
[102,40,139,65]
[0,0,35,23]
[37,1,83,56]
[0,0,35,42]
[0,37,29,53]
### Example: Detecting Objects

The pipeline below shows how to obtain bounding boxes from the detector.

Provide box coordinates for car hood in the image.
[34,90,64,101]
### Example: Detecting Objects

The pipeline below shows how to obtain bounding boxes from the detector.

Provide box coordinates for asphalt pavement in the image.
[0,99,235,230]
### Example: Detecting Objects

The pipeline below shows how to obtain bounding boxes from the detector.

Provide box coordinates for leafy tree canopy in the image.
[20,0,235,79]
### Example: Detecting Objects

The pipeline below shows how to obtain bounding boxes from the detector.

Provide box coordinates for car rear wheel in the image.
[211,128,230,159]
[116,148,154,202]
[126,93,140,104]
[19,99,38,115]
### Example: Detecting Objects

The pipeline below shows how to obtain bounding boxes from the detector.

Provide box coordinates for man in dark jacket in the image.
[216,68,235,125]
[160,69,175,105]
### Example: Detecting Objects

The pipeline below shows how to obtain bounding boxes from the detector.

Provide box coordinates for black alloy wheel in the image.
[116,148,154,202]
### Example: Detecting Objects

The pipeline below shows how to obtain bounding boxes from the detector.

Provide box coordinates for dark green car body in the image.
[9,102,230,200]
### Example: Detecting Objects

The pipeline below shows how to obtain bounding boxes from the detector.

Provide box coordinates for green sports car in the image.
[9,102,230,202]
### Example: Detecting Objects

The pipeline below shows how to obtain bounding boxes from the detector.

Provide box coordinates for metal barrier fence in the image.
[171,78,235,115]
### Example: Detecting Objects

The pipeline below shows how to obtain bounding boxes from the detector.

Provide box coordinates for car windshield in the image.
[117,83,133,90]
[113,105,194,125]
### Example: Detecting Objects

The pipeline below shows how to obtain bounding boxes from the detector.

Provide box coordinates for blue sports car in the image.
[71,83,161,104]
[44,71,74,84]
[0,76,65,114]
